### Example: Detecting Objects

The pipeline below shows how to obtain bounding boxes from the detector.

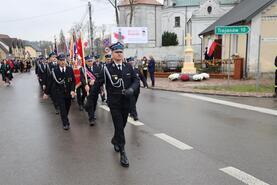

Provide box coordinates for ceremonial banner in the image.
[111,27,148,44]
[77,36,85,67]
[73,67,81,88]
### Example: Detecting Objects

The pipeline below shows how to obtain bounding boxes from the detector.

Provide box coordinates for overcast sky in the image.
[0,0,115,41]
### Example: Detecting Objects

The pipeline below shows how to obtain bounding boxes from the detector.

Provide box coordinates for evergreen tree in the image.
[162,31,179,46]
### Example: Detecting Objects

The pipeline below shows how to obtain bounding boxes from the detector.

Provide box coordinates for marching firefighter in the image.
[85,42,139,167]
[43,53,76,130]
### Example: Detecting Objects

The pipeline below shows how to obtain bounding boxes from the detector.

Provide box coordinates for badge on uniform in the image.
[112,75,118,80]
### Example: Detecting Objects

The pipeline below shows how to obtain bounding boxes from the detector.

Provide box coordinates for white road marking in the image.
[99,105,110,112]
[180,93,277,116]
[99,105,145,126]
[127,117,144,126]
[154,133,193,150]
[220,167,270,185]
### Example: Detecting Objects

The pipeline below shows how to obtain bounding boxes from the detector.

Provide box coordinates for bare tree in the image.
[100,24,107,39]
[59,30,67,54]
[107,0,120,26]
[128,0,137,26]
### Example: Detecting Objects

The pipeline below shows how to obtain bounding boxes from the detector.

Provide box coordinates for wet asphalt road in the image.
[0,72,276,185]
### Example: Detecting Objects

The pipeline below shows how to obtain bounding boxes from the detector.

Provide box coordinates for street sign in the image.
[215,26,250,35]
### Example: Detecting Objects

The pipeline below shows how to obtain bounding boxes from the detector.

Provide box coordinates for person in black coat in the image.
[85,42,139,167]
[148,56,156,87]
[127,57,147,121]
[46,52,59,114]
[78,55,96,117]
[37,57,48,91]
[43,53,76,130]
[82,55,102,123]
[0,59,13,85]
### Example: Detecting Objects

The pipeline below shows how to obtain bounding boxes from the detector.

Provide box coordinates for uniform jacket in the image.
[80,64,98,87]
[88,61,139,108]
[45,66,76,98]
[133,67,147,94]
[37,63,48,86]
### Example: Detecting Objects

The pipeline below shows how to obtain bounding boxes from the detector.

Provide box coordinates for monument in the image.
[182,33,197,74]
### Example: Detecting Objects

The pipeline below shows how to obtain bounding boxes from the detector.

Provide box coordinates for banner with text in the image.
[111,27,148,44]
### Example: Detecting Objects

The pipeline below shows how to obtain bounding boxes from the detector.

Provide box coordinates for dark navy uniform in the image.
[77,55,98,113]
[46,52,59,113]
[86,61,139,144]
[35,55,44,75]
[45,54,75,130]
[127,57,147,120]
[85,42,139,167]
[37,60,48,91]
[80,62,98,122]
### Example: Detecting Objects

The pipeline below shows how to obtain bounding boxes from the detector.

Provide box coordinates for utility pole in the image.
[88,1,94,55]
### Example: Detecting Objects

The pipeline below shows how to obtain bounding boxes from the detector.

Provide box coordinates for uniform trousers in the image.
[50,87,59,110]
[109,95,130,150]
[76,86,86,106]
[57,96,71,126]
[130,92,139,117]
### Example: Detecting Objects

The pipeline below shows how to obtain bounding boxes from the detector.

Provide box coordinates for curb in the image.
[150,87,275,98]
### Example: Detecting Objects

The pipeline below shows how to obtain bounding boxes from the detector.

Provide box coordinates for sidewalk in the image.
[150,78,275,98]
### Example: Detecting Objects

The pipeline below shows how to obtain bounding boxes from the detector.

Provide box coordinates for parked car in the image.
[162,55,183,72]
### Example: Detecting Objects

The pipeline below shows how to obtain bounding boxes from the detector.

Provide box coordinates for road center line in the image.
[220,167,270,185]
[154,133,193,150]
[127,117,144,126]
[99,105,144,126]
[180,93,277,116]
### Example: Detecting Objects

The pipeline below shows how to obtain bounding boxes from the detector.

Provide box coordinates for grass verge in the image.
[194,84,275,93]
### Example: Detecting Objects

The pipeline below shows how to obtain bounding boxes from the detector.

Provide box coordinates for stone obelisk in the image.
[181,33,196,74]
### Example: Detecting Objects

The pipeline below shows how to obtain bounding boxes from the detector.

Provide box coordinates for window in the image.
[207,6,212,14]
[175,17,180,27]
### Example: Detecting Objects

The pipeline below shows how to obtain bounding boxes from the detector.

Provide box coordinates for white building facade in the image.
[118,0,239,60]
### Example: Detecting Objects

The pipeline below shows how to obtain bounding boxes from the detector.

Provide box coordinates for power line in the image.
[0,5,86,23]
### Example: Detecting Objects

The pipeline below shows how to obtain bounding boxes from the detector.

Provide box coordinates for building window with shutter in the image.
[175,16,180,27]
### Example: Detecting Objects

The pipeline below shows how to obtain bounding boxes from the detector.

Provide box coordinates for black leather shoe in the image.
[133,115,138,121]
[120,151,129,167]
[89,119,95,126]
[63,125,70,130]
[114,145,120,152]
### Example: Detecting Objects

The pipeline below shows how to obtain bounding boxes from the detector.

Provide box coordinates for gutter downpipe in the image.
[199,35,203,62]
[244,33,249,79]
[155,5,157,47]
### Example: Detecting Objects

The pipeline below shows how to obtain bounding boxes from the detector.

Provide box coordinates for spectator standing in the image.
[148,56,155,87]
[142,56,148,82]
